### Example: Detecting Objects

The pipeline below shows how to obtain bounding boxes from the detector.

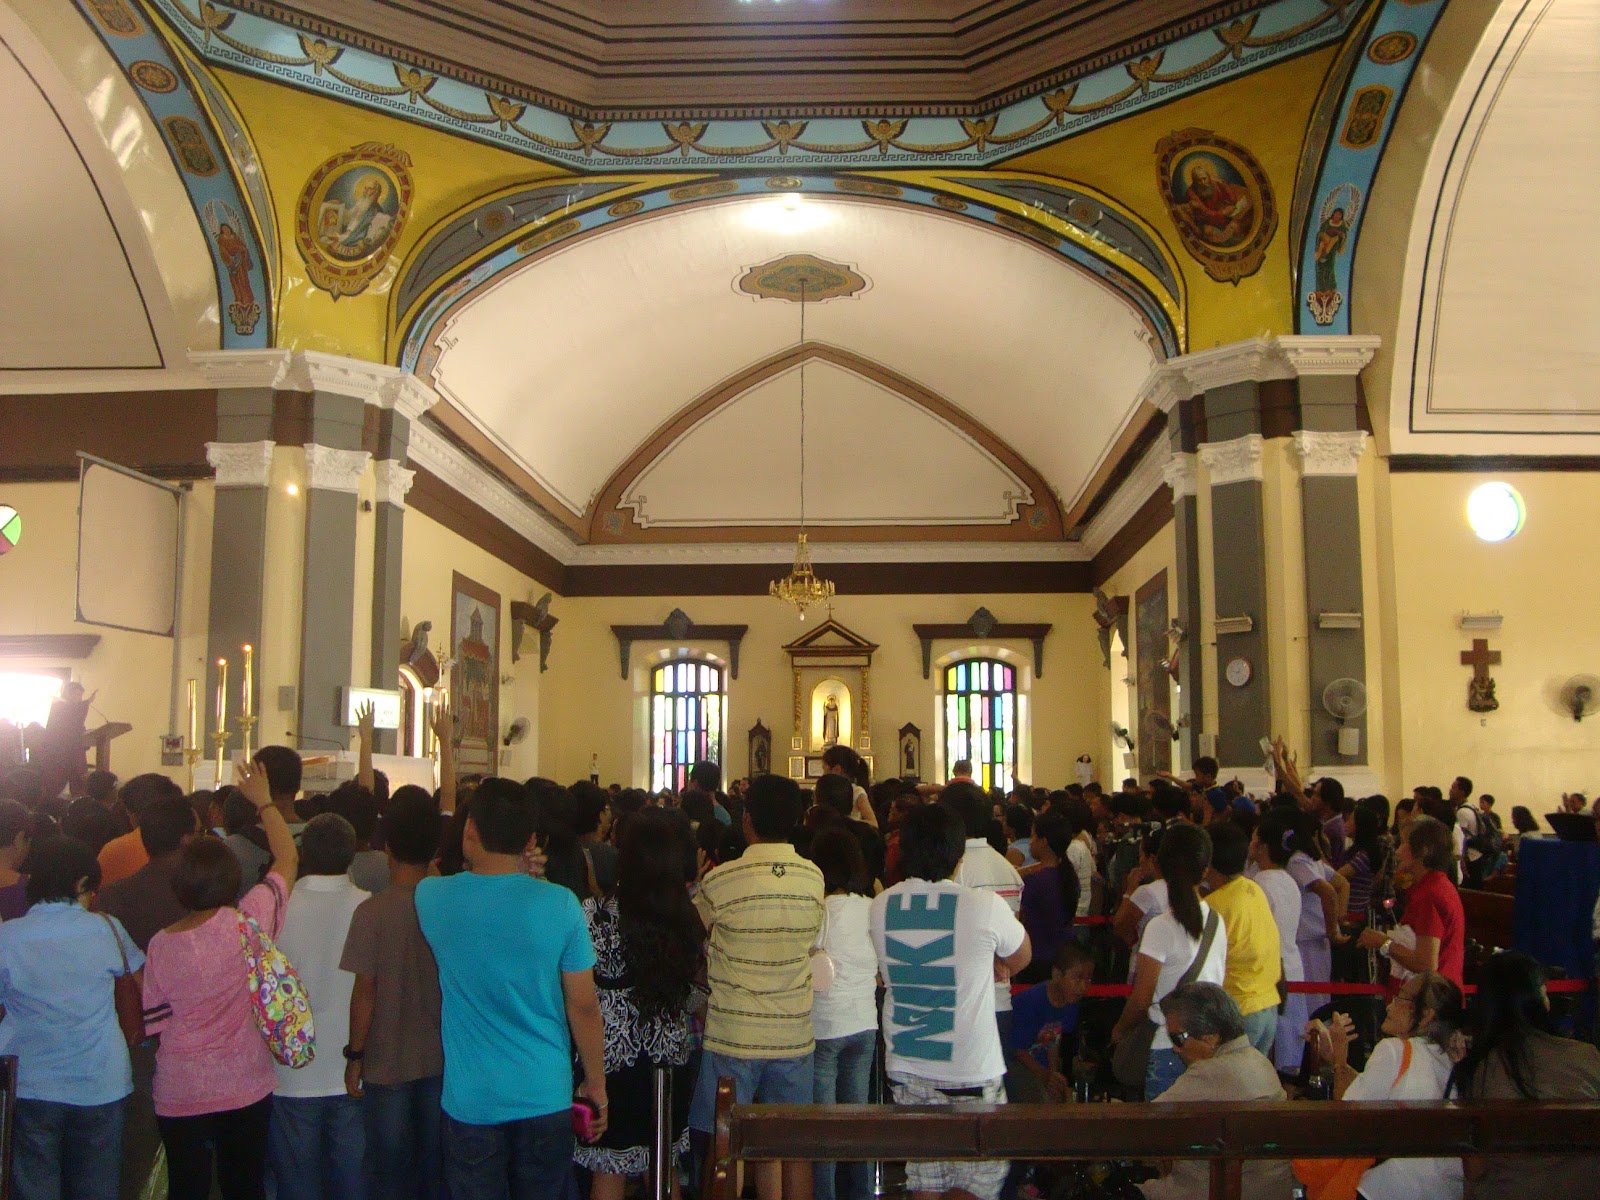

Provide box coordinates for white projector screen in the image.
[76,456,181,636]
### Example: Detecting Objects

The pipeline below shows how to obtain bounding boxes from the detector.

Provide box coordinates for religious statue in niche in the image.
[1155,128,1278,283]
[749,720,772,778]
[294,142,414,298]
[822,697,840,746]
[1461,638,1501,713]
[1306,184,1362,327]
[809,678,853,753]
[898,723,922,781]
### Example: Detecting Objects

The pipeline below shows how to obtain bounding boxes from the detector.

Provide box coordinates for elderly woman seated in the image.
[1302,971,1465,1200]
[1139,982,1295,1200]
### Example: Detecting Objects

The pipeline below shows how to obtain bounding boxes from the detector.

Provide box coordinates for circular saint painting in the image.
[0,505,20,556]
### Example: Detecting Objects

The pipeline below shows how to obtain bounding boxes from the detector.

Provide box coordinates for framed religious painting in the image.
[449,572,500,773]
[748,720,773,778]
[897,722,922,781]
[294,142,414,298]
[1155,128,1278,283]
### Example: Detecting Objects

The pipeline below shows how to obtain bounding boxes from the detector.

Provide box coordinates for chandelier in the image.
[769,276,836,620]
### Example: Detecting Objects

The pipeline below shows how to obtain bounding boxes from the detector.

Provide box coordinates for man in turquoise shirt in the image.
[416,779,606,1199]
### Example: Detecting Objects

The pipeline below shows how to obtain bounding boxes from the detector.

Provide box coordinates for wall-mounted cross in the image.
[1460,638,1501,713]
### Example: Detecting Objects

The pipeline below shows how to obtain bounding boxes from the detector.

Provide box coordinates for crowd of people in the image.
[0,732,1596,1200]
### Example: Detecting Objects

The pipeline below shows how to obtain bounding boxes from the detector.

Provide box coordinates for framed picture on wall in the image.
[749,720,772,777]
[450,572,500,774]
[898,722,922,780]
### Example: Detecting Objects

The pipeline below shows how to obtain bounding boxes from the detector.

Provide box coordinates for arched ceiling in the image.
[423,194,1159,544]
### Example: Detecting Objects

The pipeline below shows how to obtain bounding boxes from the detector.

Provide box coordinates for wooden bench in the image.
[1460,886,1516,951]
[707,1081,1600,1200]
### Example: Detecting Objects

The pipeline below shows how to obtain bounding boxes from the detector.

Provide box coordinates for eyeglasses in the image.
[1390,993,1417,1007]
[1170,1030,1192,1047]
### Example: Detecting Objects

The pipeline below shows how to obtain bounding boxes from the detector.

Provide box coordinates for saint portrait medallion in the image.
[294,143,414,298]
[1154,128,1278,283]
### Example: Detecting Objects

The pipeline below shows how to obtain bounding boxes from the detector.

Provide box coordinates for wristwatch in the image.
[1377,938,1393,958]
[342,1045,365,1062]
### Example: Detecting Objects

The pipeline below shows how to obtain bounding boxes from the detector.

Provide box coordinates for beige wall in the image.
[0,479,214,781]
[536,591,1102,790]
[1384,471,1600,802]
[399,508,546,778]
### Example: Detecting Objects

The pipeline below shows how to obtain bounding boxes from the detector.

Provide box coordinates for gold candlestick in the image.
[238,713,258,762]
[184,746,202,794]
[212,728,232,783]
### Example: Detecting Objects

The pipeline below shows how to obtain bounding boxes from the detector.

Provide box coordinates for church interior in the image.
[3,0,1595,807]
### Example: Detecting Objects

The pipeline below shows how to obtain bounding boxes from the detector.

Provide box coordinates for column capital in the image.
[1277,335,1380,376]
[304,444,371,494]
[1136,335,1382,411]
[372,459,416,508]
[189,350,307,391]
[205,440,276,487]
[1162,451,1199,499]
[1292,429,1369,477]
[1197,433,1264,486]
[376,373,439,423]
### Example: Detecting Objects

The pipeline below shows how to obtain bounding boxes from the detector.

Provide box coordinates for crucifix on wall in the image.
[1460,638,1501,713]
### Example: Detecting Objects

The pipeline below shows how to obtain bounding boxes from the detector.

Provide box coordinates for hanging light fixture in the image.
[769,276,836,620]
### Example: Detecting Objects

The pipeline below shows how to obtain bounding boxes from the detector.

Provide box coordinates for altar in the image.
[193,750,439,795]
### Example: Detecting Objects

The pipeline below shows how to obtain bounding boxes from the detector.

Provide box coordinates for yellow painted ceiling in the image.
[1003,44,1340,348]
[213,67,569,361]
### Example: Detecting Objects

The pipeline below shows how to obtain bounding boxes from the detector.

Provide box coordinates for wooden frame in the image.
[1135,568,1171,777]
[897,722,922,780]
[449,571,500,774]
[748,720,772,778]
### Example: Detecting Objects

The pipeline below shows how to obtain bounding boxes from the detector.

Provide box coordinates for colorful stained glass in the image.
[650,658,726,793]
[0,506,18,557]
[943,657,1017,791]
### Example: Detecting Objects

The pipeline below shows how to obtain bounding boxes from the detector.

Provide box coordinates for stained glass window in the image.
[944,658,1016,792]
[650,658,725,793]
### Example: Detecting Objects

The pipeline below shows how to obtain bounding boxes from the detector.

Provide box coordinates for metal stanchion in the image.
[650,1065,673,1200]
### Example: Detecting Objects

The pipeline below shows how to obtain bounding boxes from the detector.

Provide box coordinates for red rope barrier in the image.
[1066,978,1591,1000]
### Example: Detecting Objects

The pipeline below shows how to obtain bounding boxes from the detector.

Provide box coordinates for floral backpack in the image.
[237,910,315,1068]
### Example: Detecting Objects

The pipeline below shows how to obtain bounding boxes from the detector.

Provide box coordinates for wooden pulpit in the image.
[83,723,132,773]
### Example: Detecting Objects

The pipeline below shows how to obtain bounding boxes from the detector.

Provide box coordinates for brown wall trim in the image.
[0,392,215,476]
[407,467,568,591]
[1066,409,1168,534]
[1388,454,1600,473]
[1259,378,1300,440]
[565,559,1093,597]
[1090,489,1173,586]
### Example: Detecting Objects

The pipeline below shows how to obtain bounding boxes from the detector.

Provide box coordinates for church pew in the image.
[1460,886,1516,951]
[706,1079,1600,1200]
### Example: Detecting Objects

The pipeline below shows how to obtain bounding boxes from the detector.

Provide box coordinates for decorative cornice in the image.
[1079,442,1169,557]
[303,444,371,493]
[1162,451,1200,500]
[1277,335,1380,376]
[1135,335,1383,410]
[1292,430,1369,477]
[300,351,400,404]
[205,440,276,488]
[189,350,306,392]
[570,540,1090,567]
[406,419,580,562]
[372,459,416,508]
[378,374,439,423]
[1198,434,1265,486]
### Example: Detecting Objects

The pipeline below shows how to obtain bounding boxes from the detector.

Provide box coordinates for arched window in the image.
[944,658,1016,792]
[651,658,725,793]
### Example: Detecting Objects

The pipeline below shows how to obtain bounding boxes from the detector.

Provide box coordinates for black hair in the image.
[899,802,966,882]
[62,797,121,855]
[1053,941,1095,974]
[938,780,990,838]
[1034,815,1080,919]
[808,826,869,896]
[437,806,470,876]
[821,745,862,776]
[326,782,379,845]
[1511,805,1538,835]
[252,745,302,798]
[301,812,358,876]
[220,790,260,837]
[468,777,536,855]
[689,760,722,792]
[1207,818,1249,877]
[383,790,442,865]
[171,836,242,910]
[745,774,804,840]
[1449,951,1556,1101]
[1157,822,1212,939]
[814,773,854,819]
[85,770,118,804]
[1315,776,1346,811]
[617,808,705,1021]
[568,780,609,837]
[120,773,183,822]
[1349,799,1386,867]
[1150,780,1188,823]
[139,795,199,858]
[1193,756,1219,779]
[1256,810,1298,867]
[24,836,100,904]
[525,778,591,900]
[1004,803,1034,841]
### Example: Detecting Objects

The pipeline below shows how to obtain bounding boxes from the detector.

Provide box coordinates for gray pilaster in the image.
[298,395,370,753]
[1198,434,1270,771]
[1295,428,1370,766]
[203,438,273,742]
[1163,444,1204,766]
[369,458,414,755]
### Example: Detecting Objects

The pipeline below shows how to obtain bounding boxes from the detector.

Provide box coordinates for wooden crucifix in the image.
[1460,638,1501,713]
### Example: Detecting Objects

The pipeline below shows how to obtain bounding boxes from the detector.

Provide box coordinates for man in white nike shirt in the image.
[939,781,1024,1096]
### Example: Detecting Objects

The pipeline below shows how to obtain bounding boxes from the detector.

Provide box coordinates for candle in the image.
[242,644,254,719]
[216,658,228,730]
[186,678,198,751]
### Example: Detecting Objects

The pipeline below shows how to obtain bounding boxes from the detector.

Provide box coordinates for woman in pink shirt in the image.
[142,760,299,1200]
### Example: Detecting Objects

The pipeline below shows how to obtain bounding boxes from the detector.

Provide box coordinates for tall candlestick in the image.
[216,658,228,730]
[186,679,198,750]
[242,644,254,719]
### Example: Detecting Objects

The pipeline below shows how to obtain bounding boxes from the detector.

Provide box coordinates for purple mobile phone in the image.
[571,1097,600,1143]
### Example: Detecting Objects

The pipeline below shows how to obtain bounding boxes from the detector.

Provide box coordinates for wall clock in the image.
[1225,656,1253,687]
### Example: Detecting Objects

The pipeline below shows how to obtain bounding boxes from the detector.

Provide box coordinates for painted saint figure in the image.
[1178,159,1252,247]
[822,696,840,747]
[1313,207,1348,296]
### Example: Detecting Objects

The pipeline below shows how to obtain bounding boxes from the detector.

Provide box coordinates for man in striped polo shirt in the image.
[689,773,824,1200]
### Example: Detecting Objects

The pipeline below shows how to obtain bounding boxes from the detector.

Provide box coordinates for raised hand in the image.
[236,758,272,811]
[355,700,375,743]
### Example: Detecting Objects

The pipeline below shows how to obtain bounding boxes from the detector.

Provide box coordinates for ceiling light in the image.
[744,195,829,235]
[1466,482,1524,542]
